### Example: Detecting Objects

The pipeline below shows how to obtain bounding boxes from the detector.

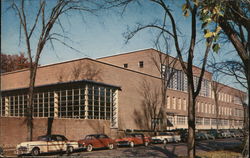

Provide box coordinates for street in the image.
[4,138,242,157]
[67,138,242,157]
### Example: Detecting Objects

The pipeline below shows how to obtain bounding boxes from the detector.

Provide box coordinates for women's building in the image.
[0,48,245,147]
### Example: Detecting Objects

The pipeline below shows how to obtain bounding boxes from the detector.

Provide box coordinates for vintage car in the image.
[78,134,115,152]
[151,132,181,144]
[16,134,79,156]
[115,133,151,147]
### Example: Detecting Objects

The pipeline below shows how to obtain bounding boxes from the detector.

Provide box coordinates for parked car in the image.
[16,134,79,156]
[115,133,150,147]
[230,130,243,138]
[195,132,207,140]
[220,130,232,138]
[195,132,215,140]
[78,134,115,152]
[208,130,223,139]
[152,132,181,144]
[180,132,188,142]
[0,146,3,157]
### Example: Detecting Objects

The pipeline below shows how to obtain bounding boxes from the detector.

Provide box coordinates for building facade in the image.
[0,48,245,147]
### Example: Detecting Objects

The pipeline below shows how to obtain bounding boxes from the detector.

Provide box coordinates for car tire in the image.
[163,139,168,145]
[144,141,149,147]
[108,144,114,150]
[129,142,134,148]
[86,144,93,152]
[31,147,40,156]
[66,146,74,154]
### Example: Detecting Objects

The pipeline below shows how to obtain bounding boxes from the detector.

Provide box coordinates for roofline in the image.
[212,80,247,94]
[2,79,121,93]
[0,57,94,76]
[1,48,246,94]
[97,48,213,75]
[96,48,154,60]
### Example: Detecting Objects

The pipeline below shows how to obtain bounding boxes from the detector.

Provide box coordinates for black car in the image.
[208,130,223,139]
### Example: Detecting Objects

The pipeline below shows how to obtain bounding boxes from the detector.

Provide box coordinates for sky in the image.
[1,0,245,91]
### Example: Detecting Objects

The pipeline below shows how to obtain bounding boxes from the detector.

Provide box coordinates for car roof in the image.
[39,134,65,137]
[126,133,144,135]
[86,134,107,137]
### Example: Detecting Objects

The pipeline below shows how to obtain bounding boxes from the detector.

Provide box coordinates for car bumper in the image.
[16,148,30,155]
[116,141,130,146]
[151,139,163,144]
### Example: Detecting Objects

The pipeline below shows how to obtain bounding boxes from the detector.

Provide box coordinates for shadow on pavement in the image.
[121,144,178,158]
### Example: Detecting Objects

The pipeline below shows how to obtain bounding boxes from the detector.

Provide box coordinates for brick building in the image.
[0,48,245,147]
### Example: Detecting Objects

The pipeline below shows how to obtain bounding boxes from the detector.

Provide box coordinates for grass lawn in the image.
[179,151,243,158]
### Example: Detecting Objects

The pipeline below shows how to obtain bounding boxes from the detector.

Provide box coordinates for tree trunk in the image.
[47,117,54,135]
[27,64,38,141]
[187,85,196,158]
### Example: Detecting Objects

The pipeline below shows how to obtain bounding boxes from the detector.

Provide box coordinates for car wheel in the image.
[163,139,168,145]
[66,146,74,154]
[129,142,134,148]
[31,147,40,156]
[86,144,93,152]
[108,144,114,150]
[144,141,149,147]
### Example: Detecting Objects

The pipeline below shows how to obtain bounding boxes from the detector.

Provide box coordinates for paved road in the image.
[5,138,242,157]
[68,138,243,157]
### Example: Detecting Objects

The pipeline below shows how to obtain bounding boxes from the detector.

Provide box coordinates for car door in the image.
[99,134,109,147]
[134,134,143,145]
[48,135,58,152]
[55,135,67,151]
[85,135,101,148]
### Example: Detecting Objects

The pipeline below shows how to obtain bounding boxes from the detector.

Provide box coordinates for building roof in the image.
[1,79,121,95]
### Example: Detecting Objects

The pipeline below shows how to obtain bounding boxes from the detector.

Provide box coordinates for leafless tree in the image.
[211,77,225,131]
[134,79,160,131]
[120,1,213,157]
[10,0,101,141]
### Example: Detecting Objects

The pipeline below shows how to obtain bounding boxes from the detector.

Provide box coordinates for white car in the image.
[16,134,79,156]
[152,132,181,144]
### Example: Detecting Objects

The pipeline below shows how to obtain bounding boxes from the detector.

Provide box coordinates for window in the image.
[201,102,204,113]
[196,117,203,125]
[208,104,211,114]
[139,61,144,68]
[167,96,170,109]
[205,103,207,113]
[172,97,176,109]
[168,116,175,125]
[1,84,116,121]
[177,116,186,125]
[211,119,217,125]
[204,118,210,125]
[123,63,128,68]
[178,98,181,110]
[197,102,200,112]
[183,99,187,111]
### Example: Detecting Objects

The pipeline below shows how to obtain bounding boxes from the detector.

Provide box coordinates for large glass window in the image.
[177,116,186,125]
[204,118,210,125]
[1,84,116,121]
[196,117,203,125]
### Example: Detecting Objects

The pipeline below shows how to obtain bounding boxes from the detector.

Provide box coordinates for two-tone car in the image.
[78,134,115,152]
[115,133,151,147]
[16,134,79,156]
[152,132,181,144]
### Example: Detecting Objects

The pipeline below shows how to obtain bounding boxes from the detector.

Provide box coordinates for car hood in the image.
[115,138,131,142]
[17,141,46,147]
[151,136,161,139]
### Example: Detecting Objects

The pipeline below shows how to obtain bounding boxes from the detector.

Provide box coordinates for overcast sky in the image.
[1,0,245,91]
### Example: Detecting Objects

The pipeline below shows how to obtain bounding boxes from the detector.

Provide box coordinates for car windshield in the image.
[37,136,48,141]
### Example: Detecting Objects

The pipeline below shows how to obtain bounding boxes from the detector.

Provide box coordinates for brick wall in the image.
[0,117,111,147]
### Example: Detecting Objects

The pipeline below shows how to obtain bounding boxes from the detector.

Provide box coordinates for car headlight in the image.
[18,146,28,151]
